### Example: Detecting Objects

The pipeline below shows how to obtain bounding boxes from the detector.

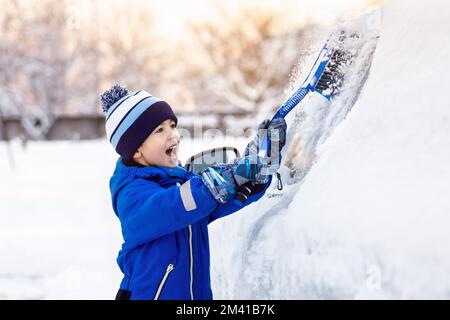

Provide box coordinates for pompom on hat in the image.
[100,84,177,160]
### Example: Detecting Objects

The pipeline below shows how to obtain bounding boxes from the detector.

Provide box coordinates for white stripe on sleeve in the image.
[179,180,197,212]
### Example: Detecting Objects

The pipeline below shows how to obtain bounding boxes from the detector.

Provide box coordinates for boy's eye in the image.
[170,123,176,129]
[155,127,163,133]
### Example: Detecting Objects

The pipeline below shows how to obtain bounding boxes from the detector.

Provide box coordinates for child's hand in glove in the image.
[201,166,237,204]
[201,118,287,204]
[201,155,269,204]
[244,118,287,168]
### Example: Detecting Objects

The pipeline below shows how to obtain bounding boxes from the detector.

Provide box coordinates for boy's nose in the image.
[170,128,181,142]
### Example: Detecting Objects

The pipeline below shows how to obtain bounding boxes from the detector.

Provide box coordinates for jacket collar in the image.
[113,158,189,181]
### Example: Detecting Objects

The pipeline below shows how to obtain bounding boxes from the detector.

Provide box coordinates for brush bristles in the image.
[316,49,349,94]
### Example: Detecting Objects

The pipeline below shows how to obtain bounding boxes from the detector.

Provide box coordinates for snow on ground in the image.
[0,140,121,299]
[209,0,450,299]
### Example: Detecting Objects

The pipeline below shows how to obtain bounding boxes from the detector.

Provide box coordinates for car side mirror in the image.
[185,146,240,174]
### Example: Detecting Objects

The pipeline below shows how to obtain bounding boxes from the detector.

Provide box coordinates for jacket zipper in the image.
[153,263,174,300]
[188,225,194,300]
[177,182,194,300]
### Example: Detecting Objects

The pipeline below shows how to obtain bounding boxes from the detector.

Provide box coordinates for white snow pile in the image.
[209,0,450,299]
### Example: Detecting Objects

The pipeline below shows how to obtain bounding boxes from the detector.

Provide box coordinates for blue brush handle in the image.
[257,35,334,160]
[258,87,310,159]
[272,87,310,121]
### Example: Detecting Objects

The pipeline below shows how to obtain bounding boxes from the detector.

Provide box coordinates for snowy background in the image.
[1,0,450,299]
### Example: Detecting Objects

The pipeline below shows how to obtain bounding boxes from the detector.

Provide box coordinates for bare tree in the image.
[0,0,69,139]
[94,1,169,98]
[0,0,168,139]
[188,5,308,121]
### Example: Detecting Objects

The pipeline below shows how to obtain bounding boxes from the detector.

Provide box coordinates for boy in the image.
[100,84,286,300]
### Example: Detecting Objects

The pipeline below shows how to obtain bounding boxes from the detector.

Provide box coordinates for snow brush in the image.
[258,34,350,164]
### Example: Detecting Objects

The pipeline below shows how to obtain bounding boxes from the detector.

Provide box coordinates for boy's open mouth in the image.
[165,143,178,157]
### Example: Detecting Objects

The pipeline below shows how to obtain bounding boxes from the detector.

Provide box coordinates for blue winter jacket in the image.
[109,158,270,300]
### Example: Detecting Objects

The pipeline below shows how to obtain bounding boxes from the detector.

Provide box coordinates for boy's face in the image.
[132,119,180,167]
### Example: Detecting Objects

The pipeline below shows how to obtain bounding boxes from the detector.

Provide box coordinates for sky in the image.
[149,0,373,39]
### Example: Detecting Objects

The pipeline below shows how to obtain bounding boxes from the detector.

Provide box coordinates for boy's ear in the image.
[132,149,141,161]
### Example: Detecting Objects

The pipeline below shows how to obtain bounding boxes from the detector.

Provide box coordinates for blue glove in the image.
[244,118,287,169]
[201,155,269,204]
[201,166,237,204]
[201,118,287,204]
[232,155,270,185]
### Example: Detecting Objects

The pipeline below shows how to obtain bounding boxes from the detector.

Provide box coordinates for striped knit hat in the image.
[100,84,178,160]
